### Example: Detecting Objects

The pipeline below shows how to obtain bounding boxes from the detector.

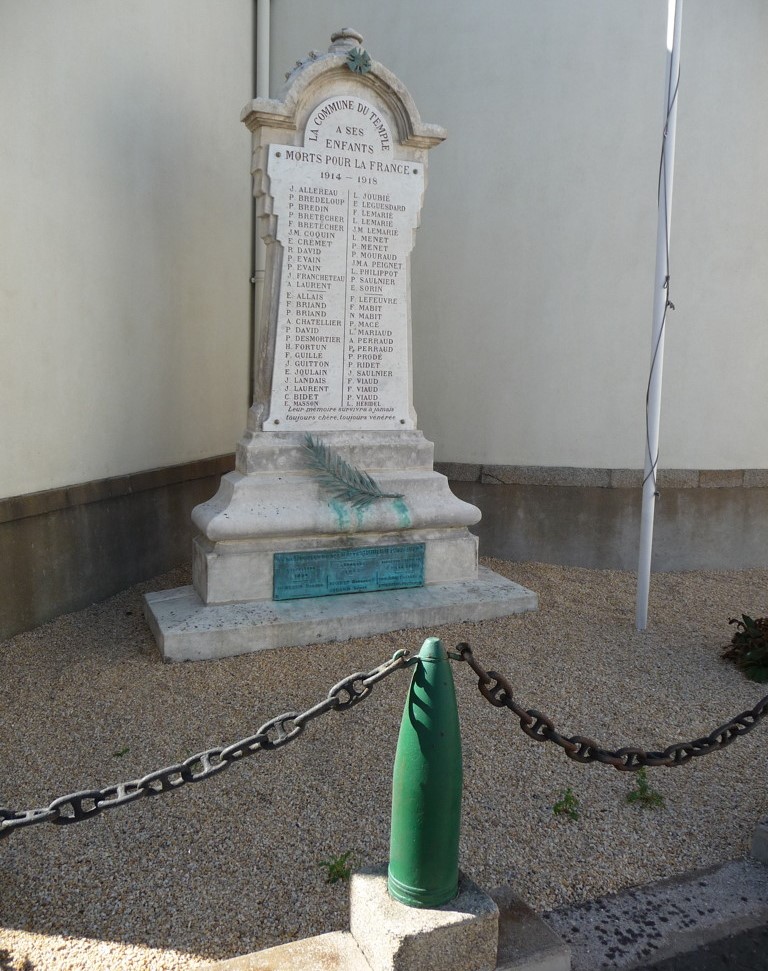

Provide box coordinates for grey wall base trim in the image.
[0,454,235,524]
[0,455,234,641]
[452,480,768,572]
[435,463,768,489]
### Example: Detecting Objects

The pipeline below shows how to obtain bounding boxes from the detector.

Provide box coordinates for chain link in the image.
[456,643,768,771]
[0,649,411,841]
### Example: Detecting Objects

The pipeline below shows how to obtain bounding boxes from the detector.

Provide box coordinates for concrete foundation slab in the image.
[143,565,537,661]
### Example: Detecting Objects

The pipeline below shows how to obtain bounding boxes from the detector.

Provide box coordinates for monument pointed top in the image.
[242,26,446,149]
[329,28,364,53]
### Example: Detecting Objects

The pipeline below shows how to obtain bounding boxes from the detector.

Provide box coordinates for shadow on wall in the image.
[452,481,768,572]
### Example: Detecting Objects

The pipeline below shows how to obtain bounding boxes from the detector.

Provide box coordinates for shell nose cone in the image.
[418,636,447,663]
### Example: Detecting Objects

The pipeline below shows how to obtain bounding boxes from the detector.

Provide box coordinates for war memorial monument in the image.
[144,28,536,661]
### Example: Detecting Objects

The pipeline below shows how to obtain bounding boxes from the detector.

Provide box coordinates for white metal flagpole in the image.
[636,0,684,631]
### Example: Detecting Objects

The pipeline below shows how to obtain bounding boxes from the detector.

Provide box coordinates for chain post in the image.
[387,637,462,908]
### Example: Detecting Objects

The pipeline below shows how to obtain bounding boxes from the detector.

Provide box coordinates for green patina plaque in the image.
[273,544,425,601]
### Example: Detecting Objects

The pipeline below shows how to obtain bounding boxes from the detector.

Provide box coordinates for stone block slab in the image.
[193,530,479,605]
[143,565,537,661]
[350,866,499,971]
[491,887,570,971]
[192,469,481,544]
[699,469,744,488]
[656,468,700,488]
[744,469,768,488]
[435,462,483,482]
[237,428,435,475]
[608,468,643,489]
[482,467,610,488]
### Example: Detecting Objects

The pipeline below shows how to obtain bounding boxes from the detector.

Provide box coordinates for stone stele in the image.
[144,28,537,661]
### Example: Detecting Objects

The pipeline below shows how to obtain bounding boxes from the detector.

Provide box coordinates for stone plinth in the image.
[191,431,481,605]
[350,866,499,971]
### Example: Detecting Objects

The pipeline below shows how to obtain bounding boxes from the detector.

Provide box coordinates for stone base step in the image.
[143,565,537,662]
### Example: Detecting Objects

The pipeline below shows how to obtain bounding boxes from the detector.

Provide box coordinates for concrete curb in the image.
[544,857,768,970]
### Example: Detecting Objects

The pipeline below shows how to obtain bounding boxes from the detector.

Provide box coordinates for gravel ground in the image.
[1,558,767,970]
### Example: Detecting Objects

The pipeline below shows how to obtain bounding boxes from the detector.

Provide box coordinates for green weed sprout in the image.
[626,767,665,808]
[553,787,580,821]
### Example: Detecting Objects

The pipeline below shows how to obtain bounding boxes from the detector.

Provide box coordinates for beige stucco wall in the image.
[2,1,767,502]
[270,1,768,469]
[0,0,253,498]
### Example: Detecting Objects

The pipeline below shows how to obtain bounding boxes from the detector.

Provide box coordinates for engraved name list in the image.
[264,96,424,430]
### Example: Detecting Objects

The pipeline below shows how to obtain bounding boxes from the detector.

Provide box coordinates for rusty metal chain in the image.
[456,643,768,771]
[0,649,411,841]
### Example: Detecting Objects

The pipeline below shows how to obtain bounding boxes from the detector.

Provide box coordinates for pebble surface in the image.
[1,558,767,969]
